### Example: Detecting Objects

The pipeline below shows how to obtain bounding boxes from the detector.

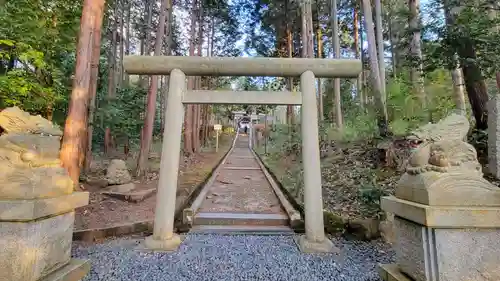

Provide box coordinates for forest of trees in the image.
[1,0,500,187]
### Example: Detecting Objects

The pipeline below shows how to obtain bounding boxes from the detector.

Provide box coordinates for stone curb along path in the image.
[73,138,234,242]
[255,151,384,241]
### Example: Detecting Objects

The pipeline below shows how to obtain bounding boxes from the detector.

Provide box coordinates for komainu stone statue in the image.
[0,107,89,281]
[397,113,500,206]
[0,106,73,199]
[380,113,500,281]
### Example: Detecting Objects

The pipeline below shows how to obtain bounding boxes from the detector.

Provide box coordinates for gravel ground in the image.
[72,234,394,281]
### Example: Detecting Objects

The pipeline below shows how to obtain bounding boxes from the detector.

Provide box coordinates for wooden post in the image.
[216,130,219,152]
[264,114,268,154]
[214,124,222,152]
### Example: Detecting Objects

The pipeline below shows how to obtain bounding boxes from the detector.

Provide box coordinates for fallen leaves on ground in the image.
[262,139,407,221]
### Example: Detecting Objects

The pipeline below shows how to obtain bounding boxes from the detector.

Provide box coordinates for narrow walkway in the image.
[187,133,294,233]
[198,135,284,214]
[72,235,394,281]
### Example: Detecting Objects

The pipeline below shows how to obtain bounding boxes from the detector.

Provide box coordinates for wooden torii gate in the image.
[123,56,361,253]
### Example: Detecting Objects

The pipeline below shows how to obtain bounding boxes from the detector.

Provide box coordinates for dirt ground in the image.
[75,139,231,231]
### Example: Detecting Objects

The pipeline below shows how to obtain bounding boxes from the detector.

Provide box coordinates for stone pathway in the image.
[73,235,394,281]
[185,134,295,232]
[198,135,284,214]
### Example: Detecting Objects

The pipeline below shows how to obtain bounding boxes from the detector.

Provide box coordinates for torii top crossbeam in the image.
[123,56,361,78]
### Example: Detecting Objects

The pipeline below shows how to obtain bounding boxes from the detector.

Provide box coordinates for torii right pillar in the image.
[297,70,336,253]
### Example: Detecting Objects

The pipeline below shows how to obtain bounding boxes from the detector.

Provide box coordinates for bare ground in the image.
[75,138,231,231]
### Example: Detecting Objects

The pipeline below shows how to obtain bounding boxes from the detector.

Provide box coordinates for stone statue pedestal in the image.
[0,107,92,280]
[379,196,500,281]
[378,113,500,281]
[0,192,90,281]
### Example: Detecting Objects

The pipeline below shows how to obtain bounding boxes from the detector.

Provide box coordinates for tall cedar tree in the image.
[60,0,106,189]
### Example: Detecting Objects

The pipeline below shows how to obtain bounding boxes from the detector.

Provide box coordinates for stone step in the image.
[222,166,261,170]
[189,225,294,235]
[194,212,289,226]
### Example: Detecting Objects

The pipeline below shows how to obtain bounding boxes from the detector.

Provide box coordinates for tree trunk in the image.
[193,0,204,152]
[459,42,489,129]
[118,0,125,88]
[139,0,149,84]
[159,0,173,135]
[60,0,105,190]
[144,0,153,55]
[205,15,216,144]
[331,0,343,129]
[184,0,199,155]
[388,11,397,77]
[316,1,324,122]
[84,4,105,173]
[105,2,118,155]
[408,0,426,111]
[317,34,324,121]
[445,0,489,129]
[389,0,406,76]
[286,0,294,126]
[361,0,389,136]
[375,0,385,93]
[353,6,364,108]
[360,11,368,104]
[140,0,154,89]
[159,76,164,132]
[124,0,131,86]
[487,7,500,94]
[135,0,170,177]
[301,1,314,59]
[286,28,295,125]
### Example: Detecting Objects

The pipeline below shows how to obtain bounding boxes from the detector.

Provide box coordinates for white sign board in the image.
[214,124,222,131]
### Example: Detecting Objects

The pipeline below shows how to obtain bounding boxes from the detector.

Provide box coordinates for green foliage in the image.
[0,40,64,113]
[358,185,387,218]
[94,86,147,150]
[325,115,379,142]
[421,0,500,101]
[0,0,81,118]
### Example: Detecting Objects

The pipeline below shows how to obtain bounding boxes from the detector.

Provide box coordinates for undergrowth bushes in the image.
[256,70,468,221]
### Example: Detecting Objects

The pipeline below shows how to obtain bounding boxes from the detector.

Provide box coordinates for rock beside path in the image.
[105,159,132,185]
